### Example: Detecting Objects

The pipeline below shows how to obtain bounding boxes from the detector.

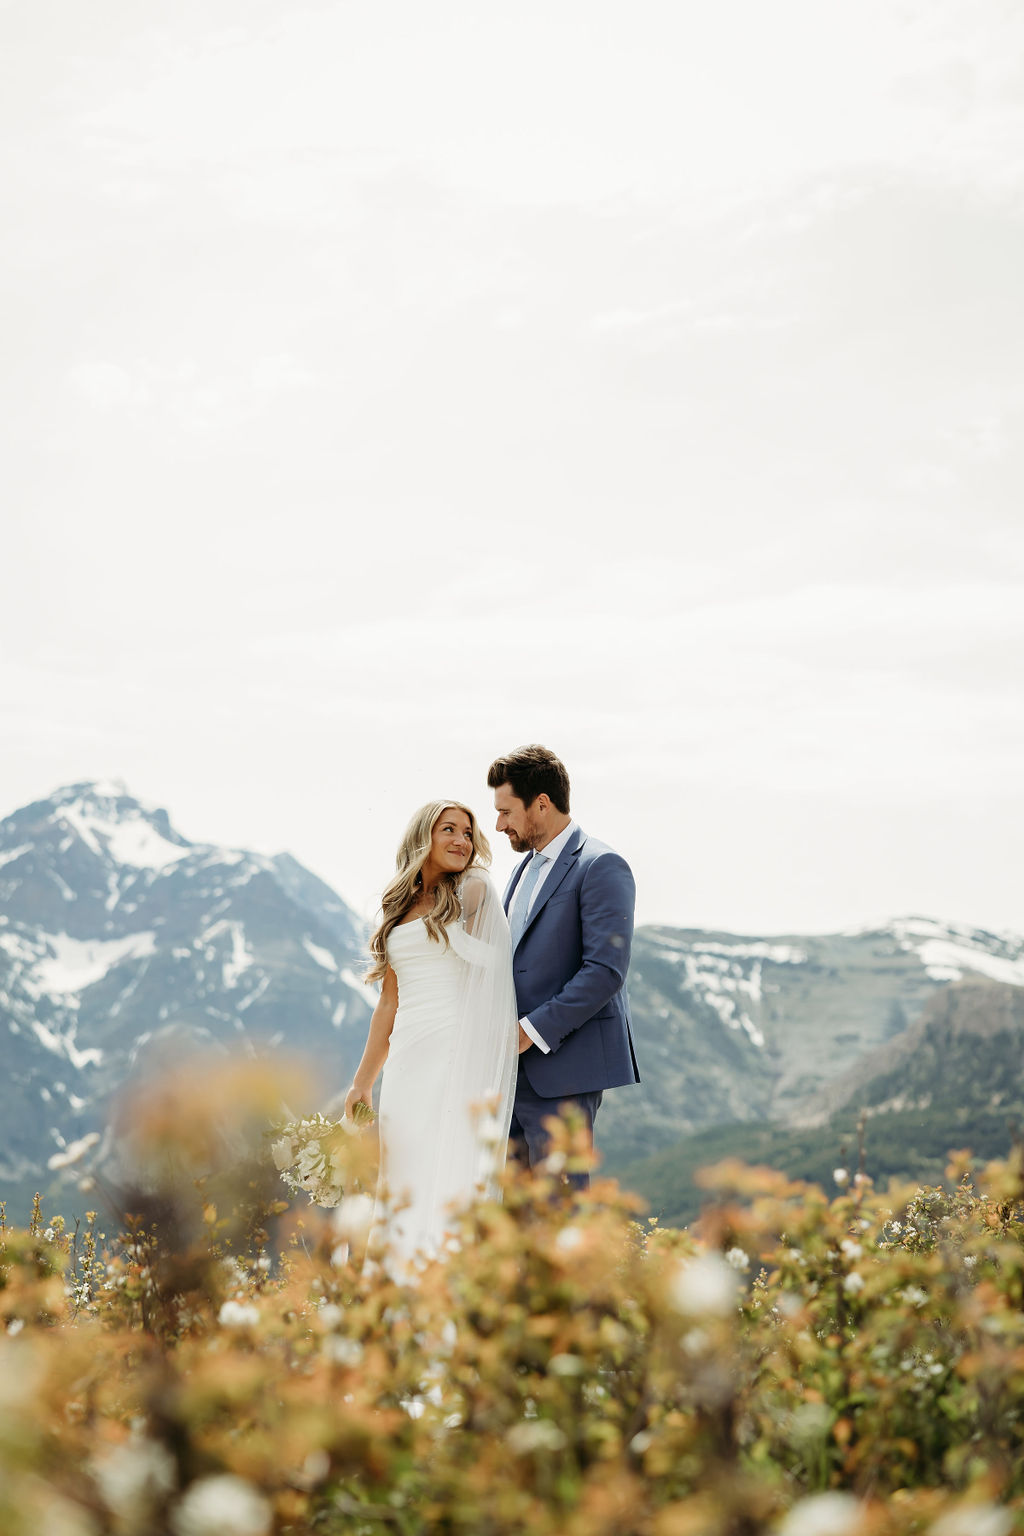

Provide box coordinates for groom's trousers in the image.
[508,1061,603,1192]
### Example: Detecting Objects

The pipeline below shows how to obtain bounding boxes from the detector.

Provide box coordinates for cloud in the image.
[252,354,316,392]
[65,361,149,411]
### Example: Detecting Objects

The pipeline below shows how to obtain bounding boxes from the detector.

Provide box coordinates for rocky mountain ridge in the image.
[0,781,374,1211]
[617,975,1024,1226]
[609,914,1024,1166]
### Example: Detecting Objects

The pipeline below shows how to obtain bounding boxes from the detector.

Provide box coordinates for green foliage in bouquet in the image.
[4,1064,1024,1536]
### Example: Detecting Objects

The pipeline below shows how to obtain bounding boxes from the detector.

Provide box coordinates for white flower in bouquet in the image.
[270,1106,375,1209]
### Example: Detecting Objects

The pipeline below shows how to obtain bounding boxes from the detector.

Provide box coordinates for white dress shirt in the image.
[510,820,577,1054]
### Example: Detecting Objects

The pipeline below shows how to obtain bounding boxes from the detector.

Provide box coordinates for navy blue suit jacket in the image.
[504,825,640,1098]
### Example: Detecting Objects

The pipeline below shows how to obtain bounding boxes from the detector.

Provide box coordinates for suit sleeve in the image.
[525,852,635,1053]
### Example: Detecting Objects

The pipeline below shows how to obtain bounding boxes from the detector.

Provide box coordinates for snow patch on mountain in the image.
[656,944,784,1048]
[224,923,254,987]
[889,917,1024,986]
[58,796,188,870]
[30,1017,103,1069]
[303,937,338,972]
[32,932,157,998]
[202,920,254,987]
[691,940,808,965]
[651,936,813,1049]
[911,940,1024,986]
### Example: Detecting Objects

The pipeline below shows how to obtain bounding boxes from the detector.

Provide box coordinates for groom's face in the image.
[493,784,544,853]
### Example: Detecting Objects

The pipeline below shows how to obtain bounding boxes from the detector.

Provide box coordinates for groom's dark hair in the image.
[487,745,571,814]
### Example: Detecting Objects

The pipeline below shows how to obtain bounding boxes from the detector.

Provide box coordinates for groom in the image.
[486,744,639,1186]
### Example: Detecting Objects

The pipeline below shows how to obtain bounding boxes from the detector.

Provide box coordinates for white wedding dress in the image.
[373,870,518,1275]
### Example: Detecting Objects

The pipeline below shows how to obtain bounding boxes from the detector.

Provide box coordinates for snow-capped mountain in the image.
[0,782,373,1210]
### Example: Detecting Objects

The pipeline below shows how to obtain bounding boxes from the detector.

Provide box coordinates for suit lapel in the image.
[517,826,585,942]
[503,858,530,914]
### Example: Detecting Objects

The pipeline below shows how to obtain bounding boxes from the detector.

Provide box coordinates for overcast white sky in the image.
[3,0,1023,936]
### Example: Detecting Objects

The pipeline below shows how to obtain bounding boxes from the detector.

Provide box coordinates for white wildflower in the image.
[843,1271,864,1295]
[779,1491,863,1536]
[963,1254,978,1269]
[932,1506,1013,1536]
[297,1450,330,1488]
[218,1299,259,1329]
[6,1319,24,1337]
[669,1252,740,1317]
[333,1193,375,1245]
[330,1243,350,1268]
[900,1286,928,1309]
[325,1336,364,1368]
[840,1239,863,1260]
[270,1136,295,1172]
[477,1113,503,1146]
[507,1420,568,1454]
[833,1168,849,1188]
[549,1353,585,1376]
[170,1475,272,1536]
[93,1439,176,1517]
[317,1303,343,1329]
[682,1327,710,1356]
[725,1246,750,1272]
[554,1225,585,1255]
[44,1227,55,1242]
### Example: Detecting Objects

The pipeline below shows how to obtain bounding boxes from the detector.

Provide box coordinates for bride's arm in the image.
[344,965,398,1118]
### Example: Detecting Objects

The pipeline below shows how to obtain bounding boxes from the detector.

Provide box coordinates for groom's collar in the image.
[534,819,577,864]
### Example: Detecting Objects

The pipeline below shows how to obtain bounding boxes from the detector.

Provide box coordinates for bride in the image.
[344,801,519,1272]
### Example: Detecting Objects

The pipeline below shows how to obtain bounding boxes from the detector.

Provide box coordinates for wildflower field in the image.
[3,1062,1024,1536]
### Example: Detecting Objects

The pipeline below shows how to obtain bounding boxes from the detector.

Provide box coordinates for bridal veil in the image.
[436,868,519,1201]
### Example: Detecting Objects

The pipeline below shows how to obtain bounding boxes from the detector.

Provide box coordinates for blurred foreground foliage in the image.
[3,1062,1024,1536]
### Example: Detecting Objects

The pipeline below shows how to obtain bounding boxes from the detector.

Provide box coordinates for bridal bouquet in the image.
[270,1102,375,1209]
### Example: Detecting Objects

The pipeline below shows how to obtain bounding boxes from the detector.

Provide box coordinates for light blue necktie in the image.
[509,853,547,949]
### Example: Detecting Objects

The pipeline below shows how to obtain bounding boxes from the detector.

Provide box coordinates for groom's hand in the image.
[517,1024,532,1054]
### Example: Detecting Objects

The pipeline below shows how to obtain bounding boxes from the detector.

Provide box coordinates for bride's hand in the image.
[345,1084,371,1120]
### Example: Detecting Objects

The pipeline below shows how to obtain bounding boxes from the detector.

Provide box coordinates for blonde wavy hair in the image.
[366,801,492,984]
